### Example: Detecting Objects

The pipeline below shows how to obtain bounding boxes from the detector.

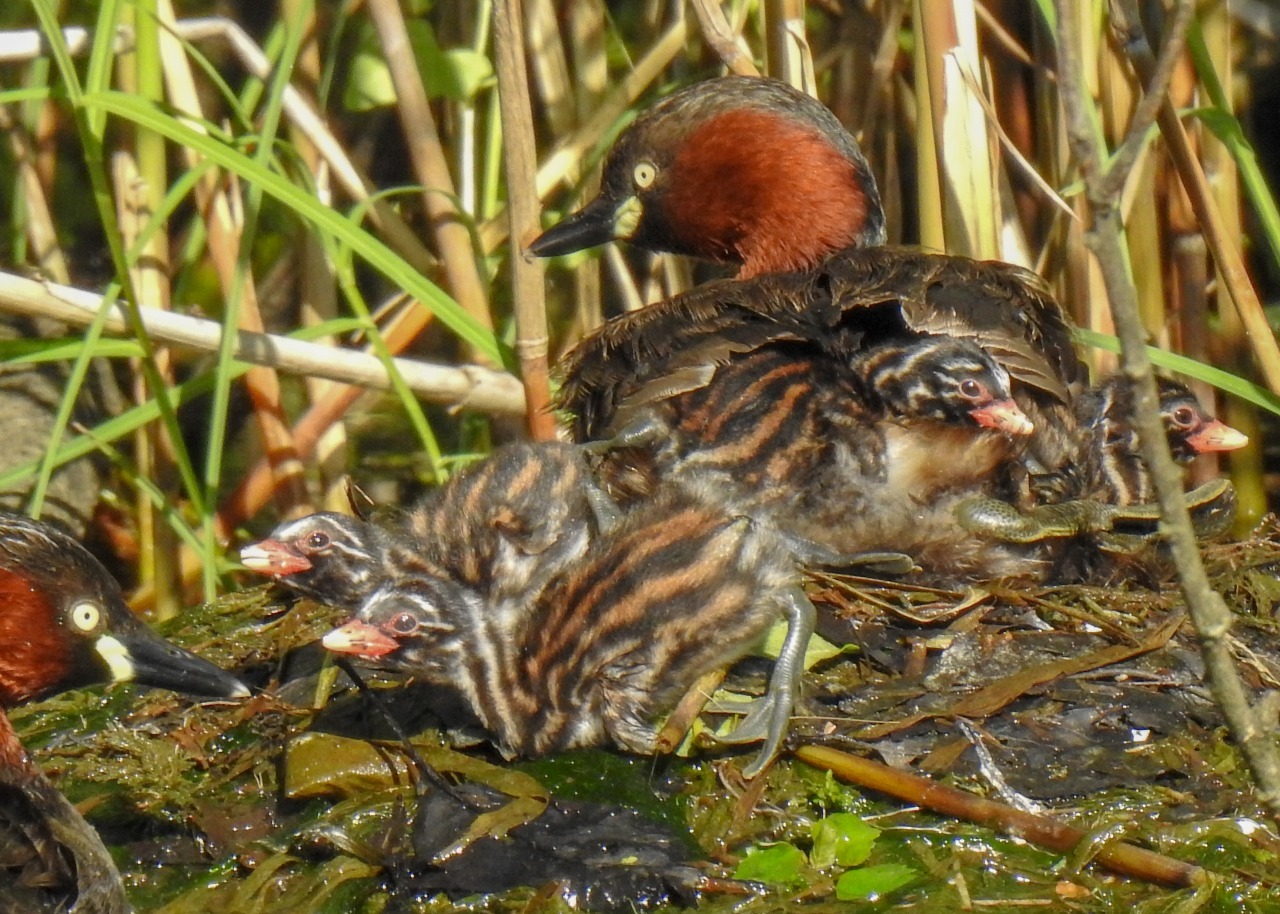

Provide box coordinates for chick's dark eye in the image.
[390,613,418,635]
[959,379,984,399]
[306,532,330,549]
[1171,407,1196,429]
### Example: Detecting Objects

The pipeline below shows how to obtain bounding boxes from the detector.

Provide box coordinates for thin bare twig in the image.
[797,745,1205,887]
[1056,0,1280,816]
[1095,0,1193,202]
[1110,5,1280,396]
[0,270,525,415]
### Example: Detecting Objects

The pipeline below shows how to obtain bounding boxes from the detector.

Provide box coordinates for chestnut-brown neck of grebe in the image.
[530,76,884,278]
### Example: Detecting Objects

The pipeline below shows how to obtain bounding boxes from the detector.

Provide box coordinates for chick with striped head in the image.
[323,482,816,777]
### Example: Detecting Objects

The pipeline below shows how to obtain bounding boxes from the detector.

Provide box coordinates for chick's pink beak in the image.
[240,540,313,575]
[322,620,402,659]
[970,399,1034,437]
[1185,418,1249,453]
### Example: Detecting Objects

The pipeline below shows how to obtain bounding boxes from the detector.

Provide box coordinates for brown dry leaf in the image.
[856,610,1184,739]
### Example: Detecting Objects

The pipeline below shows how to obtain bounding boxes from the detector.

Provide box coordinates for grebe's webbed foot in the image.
[711,585,815,777]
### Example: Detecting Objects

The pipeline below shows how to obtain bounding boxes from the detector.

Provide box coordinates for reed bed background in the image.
[4,2,1280,905]
[0,0,1276,620]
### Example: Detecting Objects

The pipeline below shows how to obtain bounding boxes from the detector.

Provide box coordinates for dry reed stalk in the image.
[0,105,67,283]
[526,0,574,134]
[281,0,350,513]
[528,14,688,331]
[1062,9,1114,369]
[113,151,179,619]
[914,0,1000,260]
[116,7,183,618]
[764,0,813,92]
[912,0,943,253]
[1158,41,1220,478]
[1199,4,1267,532]
[494,0,557,440]
[689,0,759,76]
[367,0,499,366]
[1112,7,1280,398]
[855,0,906,156]
[157,0,310,521]
[796,745,1206,887]
[565,0,607,341]
[477,16,688,256]
[1099,35,1168,348]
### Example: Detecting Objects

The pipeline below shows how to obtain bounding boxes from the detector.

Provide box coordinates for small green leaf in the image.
[810,812,879,868]
[733,842,806,886]
[440,48,494,101]
[760,622,850,668]
[835,863,917,901]
[344,46,396,111]
[342,21,493,110]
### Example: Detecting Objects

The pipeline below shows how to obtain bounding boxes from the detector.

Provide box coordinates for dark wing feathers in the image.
[823,248,1084,402]
[558,275,829,439]
[557,246,1085,442]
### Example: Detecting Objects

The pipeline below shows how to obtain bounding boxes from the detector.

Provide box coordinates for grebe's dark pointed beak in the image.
[97,619,250,699]
[529,193,635,258]
[1185,418,1249,453]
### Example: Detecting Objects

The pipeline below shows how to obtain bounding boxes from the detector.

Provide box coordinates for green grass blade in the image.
[1186,25,1280,274]
[0,366,243,493]
[1075,327,1280,415]
[29,4,210,528]
[83,91,504,365]
[0,339,146,362]
[27,285,121,517]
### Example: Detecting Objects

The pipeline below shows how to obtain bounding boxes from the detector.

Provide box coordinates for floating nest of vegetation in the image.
[11,521,1280,911]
